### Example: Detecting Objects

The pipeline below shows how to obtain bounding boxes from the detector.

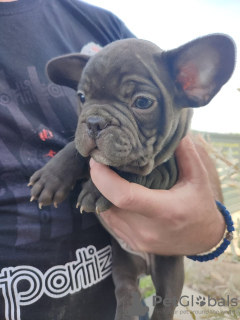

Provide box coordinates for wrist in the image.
[206,204,226,252]
[188,201,234,262]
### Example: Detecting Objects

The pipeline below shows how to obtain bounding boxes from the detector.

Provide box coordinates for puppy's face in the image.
[47,36,235,175]
[75,40,188,175]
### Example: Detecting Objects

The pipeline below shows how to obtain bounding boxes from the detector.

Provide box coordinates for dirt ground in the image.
[184,255,240,301]
[184,212,240,302]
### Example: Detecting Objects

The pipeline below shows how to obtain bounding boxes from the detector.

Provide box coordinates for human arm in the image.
[89,135,226,256]
[191,135,223,203]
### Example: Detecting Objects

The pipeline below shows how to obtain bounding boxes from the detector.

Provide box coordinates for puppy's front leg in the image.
[29,141,88,207]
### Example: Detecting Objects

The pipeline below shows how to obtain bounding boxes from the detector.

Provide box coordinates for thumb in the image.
[90,158,169,216]
[90,158,134,206]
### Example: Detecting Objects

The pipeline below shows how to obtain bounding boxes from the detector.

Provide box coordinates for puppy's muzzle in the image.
[86,116,109,139]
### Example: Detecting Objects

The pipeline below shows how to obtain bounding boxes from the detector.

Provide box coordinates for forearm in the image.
[191,135,226,251]
[192,136,223,203]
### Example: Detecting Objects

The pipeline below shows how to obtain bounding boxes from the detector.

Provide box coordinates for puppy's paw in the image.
[29,168,75,208]
[77,179,112,213]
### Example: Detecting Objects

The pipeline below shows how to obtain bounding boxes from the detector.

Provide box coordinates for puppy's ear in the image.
[166,34,236,108]
[46,54,90,90]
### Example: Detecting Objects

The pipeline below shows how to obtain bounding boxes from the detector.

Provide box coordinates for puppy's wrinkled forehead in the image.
[79,39,163,96]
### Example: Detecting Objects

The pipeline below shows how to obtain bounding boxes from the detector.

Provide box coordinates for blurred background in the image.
[84,0,240,133]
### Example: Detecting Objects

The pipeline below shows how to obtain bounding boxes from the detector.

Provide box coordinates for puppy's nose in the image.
[86,116,108,139]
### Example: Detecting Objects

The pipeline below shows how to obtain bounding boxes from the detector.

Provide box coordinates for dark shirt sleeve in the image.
[63,0,136,44]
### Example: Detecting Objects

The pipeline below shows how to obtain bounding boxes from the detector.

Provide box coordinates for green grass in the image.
[139,275,155,299]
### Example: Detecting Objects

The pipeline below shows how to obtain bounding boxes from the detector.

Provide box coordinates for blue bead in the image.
[221,212,228,216]
[223,239,230,245]
[216,248,223,254]
[209,253,215,260]
[187,255,196,261]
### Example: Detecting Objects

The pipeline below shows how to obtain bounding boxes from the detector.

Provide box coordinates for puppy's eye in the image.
[134,97,153,109]
[78,92,86,104]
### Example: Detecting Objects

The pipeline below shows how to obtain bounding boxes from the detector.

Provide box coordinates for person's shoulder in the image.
[71,0,113,16]
[61,0,118,22]
[60,0,136,39]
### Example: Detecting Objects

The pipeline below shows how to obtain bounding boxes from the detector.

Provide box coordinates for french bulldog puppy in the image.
[29,34,235,320]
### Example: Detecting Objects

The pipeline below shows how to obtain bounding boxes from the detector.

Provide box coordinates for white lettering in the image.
[0,245,112,320]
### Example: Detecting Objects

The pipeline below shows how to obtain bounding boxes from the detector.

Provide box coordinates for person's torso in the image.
[0,1,135,318]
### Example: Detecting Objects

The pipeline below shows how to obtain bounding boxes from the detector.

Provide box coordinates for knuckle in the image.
[137,229,157,252]
[164,208,187,231]
[114,192,134,209]
[114,183,134,209]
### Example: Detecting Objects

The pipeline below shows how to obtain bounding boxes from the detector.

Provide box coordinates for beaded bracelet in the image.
[187,200,234,262]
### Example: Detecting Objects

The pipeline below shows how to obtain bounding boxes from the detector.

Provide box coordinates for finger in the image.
[101,208,170,253]
[100,210,140,251]
[90,159,170,216]
[175,135,207,183]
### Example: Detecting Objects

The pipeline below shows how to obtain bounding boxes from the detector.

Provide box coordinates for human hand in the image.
[90,135,226,256]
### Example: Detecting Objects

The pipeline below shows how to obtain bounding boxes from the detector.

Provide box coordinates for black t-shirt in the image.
[0,0,135,319]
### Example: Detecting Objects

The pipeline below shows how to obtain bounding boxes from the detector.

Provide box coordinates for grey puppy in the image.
[30,34,235,319]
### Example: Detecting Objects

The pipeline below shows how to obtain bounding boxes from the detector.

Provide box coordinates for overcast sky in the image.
[84,0,240,133]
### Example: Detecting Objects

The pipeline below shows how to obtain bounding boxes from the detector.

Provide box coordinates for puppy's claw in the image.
[96,207,100,214]
[80,206,84,214]
[39,203,43,210]
[28,182,33,187]
[76,202,80,209]
[30,196,35,202]
[54,202,58,208]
